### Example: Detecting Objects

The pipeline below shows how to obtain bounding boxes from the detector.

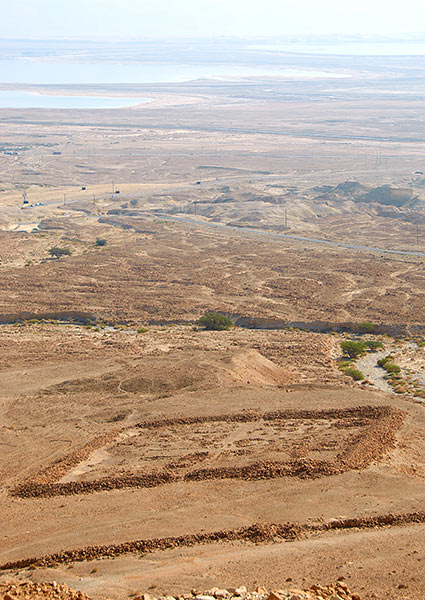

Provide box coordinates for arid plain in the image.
[0,42,424,600]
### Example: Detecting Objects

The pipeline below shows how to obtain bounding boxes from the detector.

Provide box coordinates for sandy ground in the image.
[1,53,425,599]
[0,323,424,600]
[0,217,424,327]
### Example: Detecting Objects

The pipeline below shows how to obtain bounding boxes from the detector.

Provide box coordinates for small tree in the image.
[95,238,107,247]
[197,312,233,331]
[340,340,367,359]
[365,340,384,351]
[48,247,72,259]
[358,321,375,333]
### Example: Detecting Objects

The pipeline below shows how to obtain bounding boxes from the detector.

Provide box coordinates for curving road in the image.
[155,214,425,258]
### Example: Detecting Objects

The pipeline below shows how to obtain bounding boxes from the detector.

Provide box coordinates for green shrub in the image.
[377,355,393,368]
[197,312,234,331]
[137,326,149,334]
[358,321,375,333]
[343,367,365,381]
[340,340,367,359]
[95,238,107,247]
[383,363,401,374]
[365,340,384,350]
[337,360,351,369]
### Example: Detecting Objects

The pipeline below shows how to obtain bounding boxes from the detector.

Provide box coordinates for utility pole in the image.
[112,181,115,194]
[417,223,420,246]
[284,209,288,229]
[22,190,27,204]
[63,194,67,206]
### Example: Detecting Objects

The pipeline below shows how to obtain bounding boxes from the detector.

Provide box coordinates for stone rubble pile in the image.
[2,512,424,571]
[0,581,91,600]
[135,581,362,600]
[0,582,363,600]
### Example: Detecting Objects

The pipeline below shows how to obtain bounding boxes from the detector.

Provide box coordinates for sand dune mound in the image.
[217,349,295,386]
[44,349,294,398]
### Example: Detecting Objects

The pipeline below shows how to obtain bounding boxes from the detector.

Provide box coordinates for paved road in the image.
[156,214,425,258]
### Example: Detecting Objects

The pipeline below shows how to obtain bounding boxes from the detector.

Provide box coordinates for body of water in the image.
[251,41,425,56]
[0,58,349,86]
[0,90,150,109]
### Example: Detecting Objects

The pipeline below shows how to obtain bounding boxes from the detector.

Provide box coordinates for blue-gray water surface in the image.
[0,90,150,109]
[0,58,349,86]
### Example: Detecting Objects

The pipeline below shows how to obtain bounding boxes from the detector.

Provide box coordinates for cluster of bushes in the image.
[374,354,425,397]
[47,239,107,260]
[197,312,234,331]
[338,337,385,382]
[357,321,375,333]
[341,366,365,381]
[340,339,383,359]
[365,340,384,350]
[377,355,401,374]
[48,247,71,259]
[375,355,422,396]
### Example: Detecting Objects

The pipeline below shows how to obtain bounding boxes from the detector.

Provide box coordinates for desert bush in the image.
[383,362,401,374]
[343,367,365,381]
[365,340,384,350]
[377,355,393,368]
[358,321,375,333]
[197,312,233,331]
[340,340,367,359]
[48,246,71,259]
[95,238,107,247]
[337,360,351,369]
[137,326,149,334]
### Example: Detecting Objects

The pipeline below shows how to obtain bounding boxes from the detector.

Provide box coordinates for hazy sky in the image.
[2,0,425,39]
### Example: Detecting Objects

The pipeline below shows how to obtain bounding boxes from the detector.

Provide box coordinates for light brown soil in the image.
[0,321,424,599]
[1,59,425,599]
[0,219,424,326]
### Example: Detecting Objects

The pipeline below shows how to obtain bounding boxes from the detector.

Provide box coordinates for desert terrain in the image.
[0,39,424,600]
